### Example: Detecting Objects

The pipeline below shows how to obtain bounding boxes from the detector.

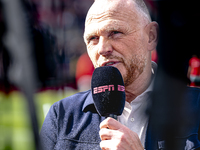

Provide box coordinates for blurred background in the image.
[0,0,199,150]
[0,0,95,149]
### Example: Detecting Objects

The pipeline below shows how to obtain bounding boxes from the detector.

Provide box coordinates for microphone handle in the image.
[108,114,118,120]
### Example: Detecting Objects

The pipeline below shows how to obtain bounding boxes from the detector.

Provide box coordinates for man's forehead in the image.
[85,20,125,34]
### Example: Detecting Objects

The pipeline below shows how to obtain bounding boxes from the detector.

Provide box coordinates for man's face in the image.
[84,0,150,86]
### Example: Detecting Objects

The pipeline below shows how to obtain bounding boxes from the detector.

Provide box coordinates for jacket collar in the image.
[82,90,96,112]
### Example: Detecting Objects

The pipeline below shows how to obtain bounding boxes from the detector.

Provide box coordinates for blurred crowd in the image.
[0,0,199,94]
[0,0,94,93]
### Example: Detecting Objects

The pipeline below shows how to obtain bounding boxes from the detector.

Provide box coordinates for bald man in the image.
[83,0,157,149]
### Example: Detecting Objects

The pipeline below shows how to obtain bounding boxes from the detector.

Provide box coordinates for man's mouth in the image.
[105,62,115,66]
[102,61,119,67]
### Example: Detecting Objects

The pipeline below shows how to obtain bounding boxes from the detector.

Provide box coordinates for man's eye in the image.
[87,36,99,44]
[110,31,122,37]
[90,36,98,40]
[113,31,121,34]
[89,36,98,41]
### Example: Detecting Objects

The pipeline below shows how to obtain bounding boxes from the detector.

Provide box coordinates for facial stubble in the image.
[94,55,146,87]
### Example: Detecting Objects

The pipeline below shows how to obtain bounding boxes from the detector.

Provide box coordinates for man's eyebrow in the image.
[106,26,121,31]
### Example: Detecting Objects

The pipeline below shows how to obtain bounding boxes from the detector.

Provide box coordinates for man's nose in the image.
[97,37,113,56]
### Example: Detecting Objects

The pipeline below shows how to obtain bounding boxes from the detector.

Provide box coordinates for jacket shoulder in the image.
[41,90,103,150]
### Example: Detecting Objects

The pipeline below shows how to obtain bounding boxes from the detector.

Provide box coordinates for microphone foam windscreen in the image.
[91,66,125,117]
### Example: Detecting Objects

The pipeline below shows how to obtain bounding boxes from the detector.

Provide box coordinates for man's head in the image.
[84,0,158,87]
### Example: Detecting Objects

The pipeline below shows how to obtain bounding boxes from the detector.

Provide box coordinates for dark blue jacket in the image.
[40,87,200,150]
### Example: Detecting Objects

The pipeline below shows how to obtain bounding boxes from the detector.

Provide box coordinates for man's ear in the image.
[147,21,159,51]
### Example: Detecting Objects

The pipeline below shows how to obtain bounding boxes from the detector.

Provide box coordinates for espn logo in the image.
[93,85,125,94]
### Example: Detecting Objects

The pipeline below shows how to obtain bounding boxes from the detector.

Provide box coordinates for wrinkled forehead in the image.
[85,0,137,26]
